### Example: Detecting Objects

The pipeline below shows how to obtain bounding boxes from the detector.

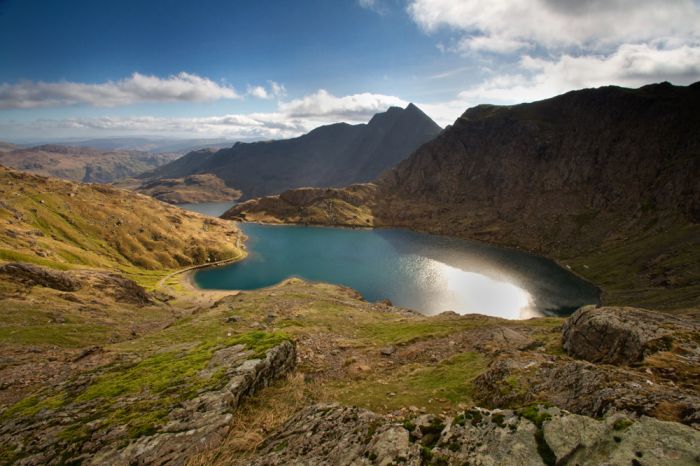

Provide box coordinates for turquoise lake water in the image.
[191,221,600,320]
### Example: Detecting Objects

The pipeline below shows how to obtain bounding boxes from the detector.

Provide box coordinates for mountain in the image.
[0,144,180,183]
[0,141,18,152]
[142,103,441,199]
[227,82,700,310]
[1,135,699,464]
[15,137,239,154]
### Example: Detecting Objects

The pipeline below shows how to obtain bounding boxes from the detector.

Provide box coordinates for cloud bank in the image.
[0,72,240,109]
[1,89,408,140]
[405,0,700,124]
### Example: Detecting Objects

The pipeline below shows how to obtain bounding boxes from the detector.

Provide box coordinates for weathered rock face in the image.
[2,341,296,466]
[562,305,700,365]
[0,262,82,291]
[86,271,153,305]
[241,404,700,466]
[472,351,700,428]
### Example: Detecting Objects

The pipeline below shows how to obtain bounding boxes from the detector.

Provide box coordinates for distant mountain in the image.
[142,103,442,199]
[0,141,18,152]
[0,145,179,183]
[60,137,238,154]
[228,82,700,310]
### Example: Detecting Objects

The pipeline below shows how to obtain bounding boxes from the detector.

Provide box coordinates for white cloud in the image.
[278,89,407,120]
[246,81,287,99]
[357,0,388,15]
[416,41,700,127]
[247,85,269,99]
[408,0,700,51]
[458,36,531,54]
[459,42,700,104]
[406,0,700,126]
[1,90,410,140]
[0,72,240,109]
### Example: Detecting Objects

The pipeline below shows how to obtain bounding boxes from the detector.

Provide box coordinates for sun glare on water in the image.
[409,256,534,319]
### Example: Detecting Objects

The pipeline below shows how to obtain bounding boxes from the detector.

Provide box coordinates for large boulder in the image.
[562,306,700,365]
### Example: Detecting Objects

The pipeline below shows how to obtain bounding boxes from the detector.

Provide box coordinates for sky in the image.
[1,0,699,142]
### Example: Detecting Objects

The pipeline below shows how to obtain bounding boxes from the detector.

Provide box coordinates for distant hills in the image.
[141,103,442,199]
[0,144,179,183]
[5,137,239,154]
[228,81,700,310]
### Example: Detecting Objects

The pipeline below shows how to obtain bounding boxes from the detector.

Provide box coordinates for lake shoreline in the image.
[192,222,600,319]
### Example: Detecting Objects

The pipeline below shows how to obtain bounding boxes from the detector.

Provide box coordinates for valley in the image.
[0,83,698,465]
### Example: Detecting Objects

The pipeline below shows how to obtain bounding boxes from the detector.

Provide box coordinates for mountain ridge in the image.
[141,103,441,199]
[226,81,700,310]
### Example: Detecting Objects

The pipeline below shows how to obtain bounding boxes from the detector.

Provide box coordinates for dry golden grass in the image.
[0,166,244,285]
[188,373,318,465]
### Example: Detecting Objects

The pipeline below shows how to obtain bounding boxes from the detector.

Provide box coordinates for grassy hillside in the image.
[0,165,243,286]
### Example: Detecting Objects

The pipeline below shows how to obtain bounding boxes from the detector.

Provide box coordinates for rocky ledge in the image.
[240,403,700,466]
[1,341,296,465]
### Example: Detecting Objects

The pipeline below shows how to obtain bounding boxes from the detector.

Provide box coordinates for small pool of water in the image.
[194,223,599,319]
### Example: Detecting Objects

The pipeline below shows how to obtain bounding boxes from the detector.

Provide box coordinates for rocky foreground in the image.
[3,265,699,465]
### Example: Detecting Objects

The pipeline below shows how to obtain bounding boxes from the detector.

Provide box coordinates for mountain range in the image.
[227,81,700,310]
[141,103,441,199]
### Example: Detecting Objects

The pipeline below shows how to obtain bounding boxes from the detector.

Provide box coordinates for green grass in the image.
[567,223,700,309]
[3,330,290,445]
[353,312,507,346]
[78,331,289,403]
[331,352,487,413]
[0,248,73,270]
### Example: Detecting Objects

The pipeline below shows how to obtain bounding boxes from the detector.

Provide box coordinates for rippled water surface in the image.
[192,223,599,319]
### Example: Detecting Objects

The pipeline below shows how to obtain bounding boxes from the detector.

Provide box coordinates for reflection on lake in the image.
[194,223,599,319]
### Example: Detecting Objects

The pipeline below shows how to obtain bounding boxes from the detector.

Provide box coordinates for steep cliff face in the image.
[228,82,700,309]
[379,82,699,244]
[144,103,441,199]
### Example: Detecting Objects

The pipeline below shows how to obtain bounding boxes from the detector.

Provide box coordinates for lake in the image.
[193,222,600,319]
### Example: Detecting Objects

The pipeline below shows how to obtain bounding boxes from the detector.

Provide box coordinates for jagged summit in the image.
[142,103,441,199]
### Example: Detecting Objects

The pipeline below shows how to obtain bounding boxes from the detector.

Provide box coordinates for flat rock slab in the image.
[241,403,700,466]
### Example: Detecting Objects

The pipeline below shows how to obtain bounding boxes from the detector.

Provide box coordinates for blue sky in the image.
[1,0,699,141]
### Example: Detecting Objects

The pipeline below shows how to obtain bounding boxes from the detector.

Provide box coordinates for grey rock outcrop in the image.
[472,351,700,428]
[241,404,700,466]
[3,341,296,466]
[0,262,82,291]
[562,305,700,365]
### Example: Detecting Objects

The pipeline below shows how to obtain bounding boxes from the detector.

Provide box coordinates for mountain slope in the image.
[227,82,700,309]
[0,165,242,273]
[0,145,179,183]
[143,103,441,199]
